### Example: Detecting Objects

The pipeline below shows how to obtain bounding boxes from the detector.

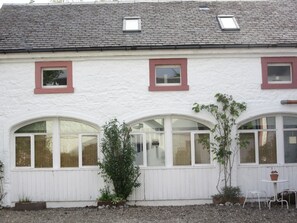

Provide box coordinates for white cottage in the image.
[0,0,297,207]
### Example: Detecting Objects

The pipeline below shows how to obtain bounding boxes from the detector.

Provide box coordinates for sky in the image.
[0,0,96,8]
[0,0,49,7]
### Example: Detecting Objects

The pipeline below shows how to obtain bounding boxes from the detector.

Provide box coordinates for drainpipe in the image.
[281,100,297,105]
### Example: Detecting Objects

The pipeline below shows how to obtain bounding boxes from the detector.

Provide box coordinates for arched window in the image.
[238,116,277,164]
[283,116,297,163]
[239,115,297,165]
[14,118,99,168]
[130,116,211,167]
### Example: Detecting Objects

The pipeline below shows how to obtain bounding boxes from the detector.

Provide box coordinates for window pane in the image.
[219,17,238,29]
[239,133,256,163]
[284,116,297,129]
[60,120,97,134]
[15,121,53,134]
[268,64,292,83]
[173,133,191,165]
[35,135,53,168]
[16,136,31,167]
[147,133,165,166]
[172,118,209,131]
[259,131,277,164]
[284,131,297,163]
[82,135,98,166]
[195,133,210,164]
[124,19,140,31]
[156,66,181,84]
[42,69,67,86]
[131,134,144,166]
[239,117,275,130]
[131,119,164,132]
[60,135,78,167]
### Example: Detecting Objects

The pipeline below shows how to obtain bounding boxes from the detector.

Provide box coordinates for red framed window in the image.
[149,58,189,91]
[34,61,74,94]
[261,57,297,89]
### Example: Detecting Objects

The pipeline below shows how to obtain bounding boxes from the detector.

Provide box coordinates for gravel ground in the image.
[1,204,297,223]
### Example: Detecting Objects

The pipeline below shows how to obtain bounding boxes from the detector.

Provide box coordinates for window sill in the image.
[12,167,98,172]
[261,83,297,89]
[34,87,74,94]
[149,85,189,91]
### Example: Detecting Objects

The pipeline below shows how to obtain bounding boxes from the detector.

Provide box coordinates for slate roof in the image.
[0,0,297,53]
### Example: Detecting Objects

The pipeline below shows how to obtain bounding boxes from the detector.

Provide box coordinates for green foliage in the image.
[98,119,141,200]
[98,186,124,204]
[18,195,31,203]
[192,93,247,190]
[98,186,113,201]
[0,160,3,179]
[221,186,241,201]
[212,186,242,204]
[0,160,5,205]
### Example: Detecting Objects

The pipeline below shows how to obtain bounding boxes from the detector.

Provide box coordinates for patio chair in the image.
[281,189,297,209]
[243,190,268,210]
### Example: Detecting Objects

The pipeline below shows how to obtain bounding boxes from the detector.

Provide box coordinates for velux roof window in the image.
[217,15,240,30]
[123,17,141,32]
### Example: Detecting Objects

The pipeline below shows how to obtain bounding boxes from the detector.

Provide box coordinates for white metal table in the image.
[262,179,289,209]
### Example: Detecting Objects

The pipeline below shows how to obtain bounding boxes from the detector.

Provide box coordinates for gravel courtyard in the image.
[1,204,297,223]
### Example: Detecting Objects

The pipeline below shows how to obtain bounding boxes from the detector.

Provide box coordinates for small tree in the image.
[192,93,247,192]
[98,119,140,200]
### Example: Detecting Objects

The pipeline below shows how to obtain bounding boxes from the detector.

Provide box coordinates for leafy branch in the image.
[192,93,247,192]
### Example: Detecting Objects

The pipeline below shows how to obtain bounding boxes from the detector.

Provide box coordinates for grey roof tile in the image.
[0,0,297,53]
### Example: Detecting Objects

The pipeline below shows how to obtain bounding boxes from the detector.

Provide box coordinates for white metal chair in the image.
[243,190,268,210]
[281,189,297,209]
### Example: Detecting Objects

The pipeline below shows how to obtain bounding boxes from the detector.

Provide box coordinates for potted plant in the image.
[212,186,244,205]
[270,170,279,181]
[97,186,126,208]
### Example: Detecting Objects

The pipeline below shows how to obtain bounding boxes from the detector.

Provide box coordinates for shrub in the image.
[0,160,5,205]
[212,186,242,204]
[98,119,141,200]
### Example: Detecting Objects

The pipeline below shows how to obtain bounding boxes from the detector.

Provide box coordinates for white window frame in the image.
[217,15,240,30]
[131,116,213,168]
[79,134,99,168]
[14,133,53,169]
[14,134,34,168]
[239,129,278,165]
[238,130,259,165]
[267,63,292,84]
[283,116,297,164]
[238,116,284,166]
[131,133,147,167]
[13,118,99,170]
[191,131,212,166]
[155,65,182,86]
[41,67,68,89]
[123,17,141,31]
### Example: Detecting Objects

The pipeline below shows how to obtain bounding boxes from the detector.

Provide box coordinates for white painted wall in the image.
[1,48,297,207]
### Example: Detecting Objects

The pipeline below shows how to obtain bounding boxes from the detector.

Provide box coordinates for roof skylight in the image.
[217,15,240,30]
[199,5,209,11]
[123,17,141,32]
